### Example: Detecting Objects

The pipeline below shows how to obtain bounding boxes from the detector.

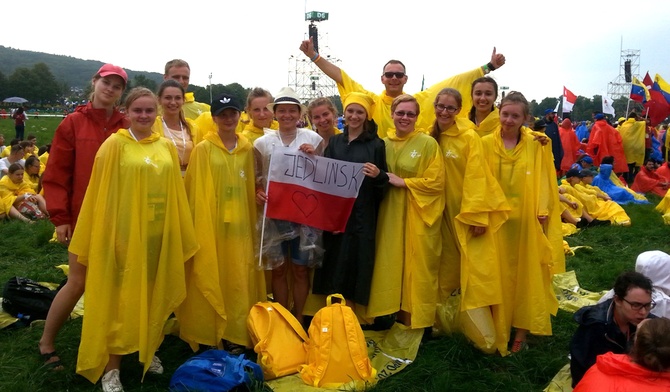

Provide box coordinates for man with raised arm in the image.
[299,38,505,137]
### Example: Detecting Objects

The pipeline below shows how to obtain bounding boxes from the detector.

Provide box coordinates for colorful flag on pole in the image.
[562,86,577,112]
[630,77,649,103]
[654,74,670,105]
[265,146,366,232]
[643,76,670,126]
[643,72,653,90]
[602,95,615,116]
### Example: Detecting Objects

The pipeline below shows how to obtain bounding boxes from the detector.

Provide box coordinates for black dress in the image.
[311,126,389,305]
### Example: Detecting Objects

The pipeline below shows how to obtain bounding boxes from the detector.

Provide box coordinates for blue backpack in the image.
[169,350,264,392]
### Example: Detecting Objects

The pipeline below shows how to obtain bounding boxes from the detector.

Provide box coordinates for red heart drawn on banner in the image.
[291,191,318,217]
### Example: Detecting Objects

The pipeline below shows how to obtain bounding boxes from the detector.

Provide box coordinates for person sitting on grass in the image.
[0,163,48,222]
[557,186,608,228]
[23,156,43,193]
[562,168,631,226]
[570,271,656,387]
[631,158,669,197]
[591,163,649,205]
[574,317,670,391]
[0,144,25,177]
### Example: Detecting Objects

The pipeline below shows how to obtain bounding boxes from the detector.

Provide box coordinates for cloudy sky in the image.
[3,0,669,103]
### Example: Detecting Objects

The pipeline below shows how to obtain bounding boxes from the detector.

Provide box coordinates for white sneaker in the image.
[147,355,163,375]
[101,369,124,392]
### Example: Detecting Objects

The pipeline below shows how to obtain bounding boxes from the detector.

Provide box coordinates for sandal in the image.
[511,340,528,353]
[40,351,64,371]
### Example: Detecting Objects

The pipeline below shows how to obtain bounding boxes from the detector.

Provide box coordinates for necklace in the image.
[162,117,186,165]
[128,128,158,168]
[278,130,297,146]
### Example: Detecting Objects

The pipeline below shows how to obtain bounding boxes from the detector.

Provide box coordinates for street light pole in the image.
[209,73,213,103]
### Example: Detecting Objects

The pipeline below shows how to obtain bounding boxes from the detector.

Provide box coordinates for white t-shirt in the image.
[0,157,25,175]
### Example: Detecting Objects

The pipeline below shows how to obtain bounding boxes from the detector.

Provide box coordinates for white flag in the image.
[602,95,615,116]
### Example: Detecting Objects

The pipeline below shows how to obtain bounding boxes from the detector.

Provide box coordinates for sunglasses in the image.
[383,72,405,79]
[394,111,417,119]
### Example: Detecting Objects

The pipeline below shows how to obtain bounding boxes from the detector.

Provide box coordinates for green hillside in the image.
[0,45,164,89]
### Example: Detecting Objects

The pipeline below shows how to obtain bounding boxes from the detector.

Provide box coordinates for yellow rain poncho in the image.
[481,127,561,345]
[183,92,210,121]
[657,191,670,224]
[618,118,646,165]
[435,118,509,311]
[242,120,279,144]
[468,108,501,138]
[337,68,483,138]
[365,129,445,329]
[560,179,630,225]
[69,129,199,383]
[0,175,34,214]
[177,132,266,350]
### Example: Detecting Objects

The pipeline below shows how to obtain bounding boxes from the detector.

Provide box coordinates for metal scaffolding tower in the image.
[607,47,641,100]
[288,11,340,103]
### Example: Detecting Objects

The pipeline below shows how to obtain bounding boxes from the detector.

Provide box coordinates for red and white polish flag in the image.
[265,146,366,232]
[563,86,577,113]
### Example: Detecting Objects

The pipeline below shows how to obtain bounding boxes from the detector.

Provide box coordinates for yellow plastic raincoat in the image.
[242,120,279,144]
[337,68,483,138]
[618,118,646,165]
[365,129,444,329]
[435,118,509,310]
[0,176,34,214]
[560,180,630,225]
[69,129,199,383]
[481,127,561,346]
[468,108,501,138]
[177,132,266,349]
[183,92,210,121]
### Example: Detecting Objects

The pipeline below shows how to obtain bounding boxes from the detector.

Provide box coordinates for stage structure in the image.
[288,11,341,103]
[607,44,641,100]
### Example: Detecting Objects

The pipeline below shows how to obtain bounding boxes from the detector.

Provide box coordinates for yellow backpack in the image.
[247,301,308,380]
[299,294,377,389]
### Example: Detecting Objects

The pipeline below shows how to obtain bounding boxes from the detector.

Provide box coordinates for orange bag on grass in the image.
[247,301,309,380]
[299,294,377,389]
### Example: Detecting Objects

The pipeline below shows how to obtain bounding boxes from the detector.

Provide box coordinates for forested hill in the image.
[0,45,163,88]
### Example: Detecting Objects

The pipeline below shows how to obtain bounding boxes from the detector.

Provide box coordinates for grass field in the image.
[0,118,669,391]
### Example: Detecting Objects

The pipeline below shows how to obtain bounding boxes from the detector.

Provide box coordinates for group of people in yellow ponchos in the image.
[30,48,588,392]
[0,135,49,223]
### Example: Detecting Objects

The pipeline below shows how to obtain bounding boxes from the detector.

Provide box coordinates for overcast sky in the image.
[3,0,669,104]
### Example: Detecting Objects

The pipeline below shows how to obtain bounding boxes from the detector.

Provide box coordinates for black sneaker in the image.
[588,219,610,227]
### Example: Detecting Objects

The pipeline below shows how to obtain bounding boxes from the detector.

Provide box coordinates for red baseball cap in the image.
[97,63,128,85]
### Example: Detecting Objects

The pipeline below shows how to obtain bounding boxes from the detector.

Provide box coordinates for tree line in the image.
[0,60,643,121]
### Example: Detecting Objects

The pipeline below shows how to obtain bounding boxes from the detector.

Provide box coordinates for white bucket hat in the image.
[267,87,307,116]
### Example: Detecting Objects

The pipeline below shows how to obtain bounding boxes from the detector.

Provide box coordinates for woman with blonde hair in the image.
[481,91,563,353]
[71,87,198,391]
[241,87,278,144]
[307,97,341,150]
[366,94,444,329]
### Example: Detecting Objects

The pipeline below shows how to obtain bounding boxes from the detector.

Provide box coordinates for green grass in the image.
[1,114,669,391]
[1,203,668,391]
[0,116,64,145]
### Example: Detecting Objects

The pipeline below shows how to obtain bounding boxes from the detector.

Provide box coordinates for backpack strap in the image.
[326,293,345,306]
[341,305,376,381]
[267,302,309,342]
[311,305,333,387]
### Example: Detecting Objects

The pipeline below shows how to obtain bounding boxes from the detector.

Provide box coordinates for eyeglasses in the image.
[622,298,656,311]
[383,72,405,79]
[394,111,417,119]
[435,104,459,114]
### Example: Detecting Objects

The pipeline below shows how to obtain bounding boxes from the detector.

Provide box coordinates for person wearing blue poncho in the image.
[575,121,590,142]
[592,164,650,205]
